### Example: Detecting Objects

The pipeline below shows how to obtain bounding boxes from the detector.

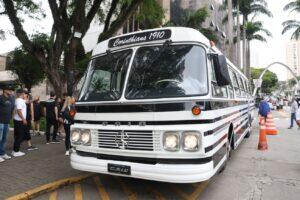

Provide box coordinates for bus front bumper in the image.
[70,152,215,183]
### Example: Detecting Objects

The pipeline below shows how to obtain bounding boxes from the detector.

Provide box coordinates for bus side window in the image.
[229,69,240,97]
[210,59,228,98]
[238,77,246,97]
[227,66,234,98]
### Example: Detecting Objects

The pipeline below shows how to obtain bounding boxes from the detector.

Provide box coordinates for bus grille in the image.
[98,130,154,151]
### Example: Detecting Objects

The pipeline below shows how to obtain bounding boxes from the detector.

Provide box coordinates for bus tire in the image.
[219,139,231,173]
[245,116,252,138]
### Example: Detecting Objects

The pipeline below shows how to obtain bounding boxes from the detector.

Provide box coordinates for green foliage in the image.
[244,20,272,42]
[251,68,278,94]
[7,48,45,90]
[166,6,218,42]
[136,0,165,29]
[282,0,300,39]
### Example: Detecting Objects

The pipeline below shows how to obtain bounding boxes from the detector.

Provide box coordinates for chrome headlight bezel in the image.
[182,131,201,152]
[163,131,180,151]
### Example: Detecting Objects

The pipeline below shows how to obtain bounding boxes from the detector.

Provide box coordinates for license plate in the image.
[108,163,131,175]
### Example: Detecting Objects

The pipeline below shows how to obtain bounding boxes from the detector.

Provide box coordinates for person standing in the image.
[59,96,76,155]
[0,83,14,162]
[258,97,271,121]
[12,89,27,157]
[23,91,38,150]
[288,98,298,129]
[32,96,42,135]
[44,91,60,144]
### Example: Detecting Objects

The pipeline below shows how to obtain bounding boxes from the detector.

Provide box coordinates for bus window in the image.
[238,76,246,97]
[229,69,240,97]
[210,59,228,98]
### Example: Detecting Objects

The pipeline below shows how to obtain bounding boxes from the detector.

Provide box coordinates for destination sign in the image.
[108,29,172,48]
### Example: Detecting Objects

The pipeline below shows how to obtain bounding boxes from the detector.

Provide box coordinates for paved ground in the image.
[1,109,300,200]
[0,132,85,199]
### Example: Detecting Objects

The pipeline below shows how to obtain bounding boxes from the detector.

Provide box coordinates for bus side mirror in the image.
[210,53,231,86]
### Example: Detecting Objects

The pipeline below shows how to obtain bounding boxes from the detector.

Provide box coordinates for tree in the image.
[1,0,164,96]
[222,0,272,78]
[7,48,45,91]
[282,1,300,40]
[166,7,218,43]
[251,68,278,94]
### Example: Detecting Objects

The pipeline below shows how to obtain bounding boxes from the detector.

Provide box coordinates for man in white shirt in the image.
[12,89,27,157]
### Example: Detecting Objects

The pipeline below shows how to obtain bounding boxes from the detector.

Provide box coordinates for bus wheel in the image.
[219,139,231,173]
[245,116,252,138]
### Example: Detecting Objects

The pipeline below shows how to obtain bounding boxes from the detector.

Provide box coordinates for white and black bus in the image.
[70,27,255,183]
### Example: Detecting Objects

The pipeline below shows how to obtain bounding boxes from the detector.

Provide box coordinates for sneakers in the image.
[1,154,12,160]
[27,146,38,151]
[0,157,4,162]
[51,139,60,144]
[65,151,70,156]
[11,151,25,157]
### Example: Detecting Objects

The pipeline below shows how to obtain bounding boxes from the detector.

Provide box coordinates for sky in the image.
[0,0,298,81]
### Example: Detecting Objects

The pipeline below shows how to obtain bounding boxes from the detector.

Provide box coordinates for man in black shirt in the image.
[0,83,14,162]
[44,91,60,144]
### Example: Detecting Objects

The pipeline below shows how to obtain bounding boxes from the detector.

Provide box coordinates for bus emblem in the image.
[115,131,129,149]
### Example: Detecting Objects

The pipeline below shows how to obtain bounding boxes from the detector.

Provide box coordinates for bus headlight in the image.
[81,130,91,145]
[183,132,200,151]
[163,132,180,151]
[71,129,81,143]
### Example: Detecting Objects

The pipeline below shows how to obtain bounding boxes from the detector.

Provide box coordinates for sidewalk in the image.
[0,132,86,199]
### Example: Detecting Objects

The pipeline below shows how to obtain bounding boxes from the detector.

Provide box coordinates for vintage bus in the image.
[70,27,255,183]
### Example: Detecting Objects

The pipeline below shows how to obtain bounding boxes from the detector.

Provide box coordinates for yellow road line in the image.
[93,176,110,200]
[6,173,94,200]
[115,177,137,200]
[189,181,209,200]
[147,186,166,200]
[74,183,83,200]
[49,191,57,200]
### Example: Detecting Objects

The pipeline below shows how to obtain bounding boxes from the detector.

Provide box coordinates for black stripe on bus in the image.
[74,106,254,127]
[204,134,228,153]
[75,100,250,113]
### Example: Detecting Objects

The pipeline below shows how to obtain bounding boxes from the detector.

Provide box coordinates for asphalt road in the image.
[31,109,300,200]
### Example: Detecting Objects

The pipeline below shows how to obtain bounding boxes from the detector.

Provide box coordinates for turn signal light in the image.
[192,106,201,115]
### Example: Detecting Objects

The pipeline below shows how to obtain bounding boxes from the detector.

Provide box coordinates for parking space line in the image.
[189,181,209,200]
[115,177,137,200]
[147,187,166,200]
[74,184,83,200]
[93,176,110,200]
[49,191,57,200]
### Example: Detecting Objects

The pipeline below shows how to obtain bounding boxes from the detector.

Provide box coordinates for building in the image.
[0,54,7,71]
[286,40,300,80]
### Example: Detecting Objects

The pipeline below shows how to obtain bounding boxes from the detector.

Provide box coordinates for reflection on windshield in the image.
[78,50,132,101]
[125,45,207,99]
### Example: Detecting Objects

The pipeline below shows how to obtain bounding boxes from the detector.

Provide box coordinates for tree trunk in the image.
[227,0,234,62]
[236,0,241,69]
[246,40,251,79]
[243,18,247,75]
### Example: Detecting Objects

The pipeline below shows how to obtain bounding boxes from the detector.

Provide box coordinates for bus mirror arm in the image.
[209,53,231,87]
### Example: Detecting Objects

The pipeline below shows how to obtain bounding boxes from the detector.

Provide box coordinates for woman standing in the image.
[59,96,76,155]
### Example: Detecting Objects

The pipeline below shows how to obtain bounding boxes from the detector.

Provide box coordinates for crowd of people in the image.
[0,83,76,163]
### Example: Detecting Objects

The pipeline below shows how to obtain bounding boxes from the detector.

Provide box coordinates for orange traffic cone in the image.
[265,113,278,135]
[258,119,268,150]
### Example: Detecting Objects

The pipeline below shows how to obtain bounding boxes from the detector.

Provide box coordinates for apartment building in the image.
[286,40,300,80]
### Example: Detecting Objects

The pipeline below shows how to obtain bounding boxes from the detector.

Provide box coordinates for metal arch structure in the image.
[252,62,299,96]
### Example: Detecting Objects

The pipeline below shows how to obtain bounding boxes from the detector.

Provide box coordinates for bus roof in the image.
[92,27,247,80]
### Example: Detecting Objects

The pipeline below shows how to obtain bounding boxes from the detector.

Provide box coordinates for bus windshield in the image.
[125,45,208,99]
[78,49,132,101]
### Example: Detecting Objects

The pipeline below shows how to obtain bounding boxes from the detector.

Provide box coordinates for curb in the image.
[6,173,94,200]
